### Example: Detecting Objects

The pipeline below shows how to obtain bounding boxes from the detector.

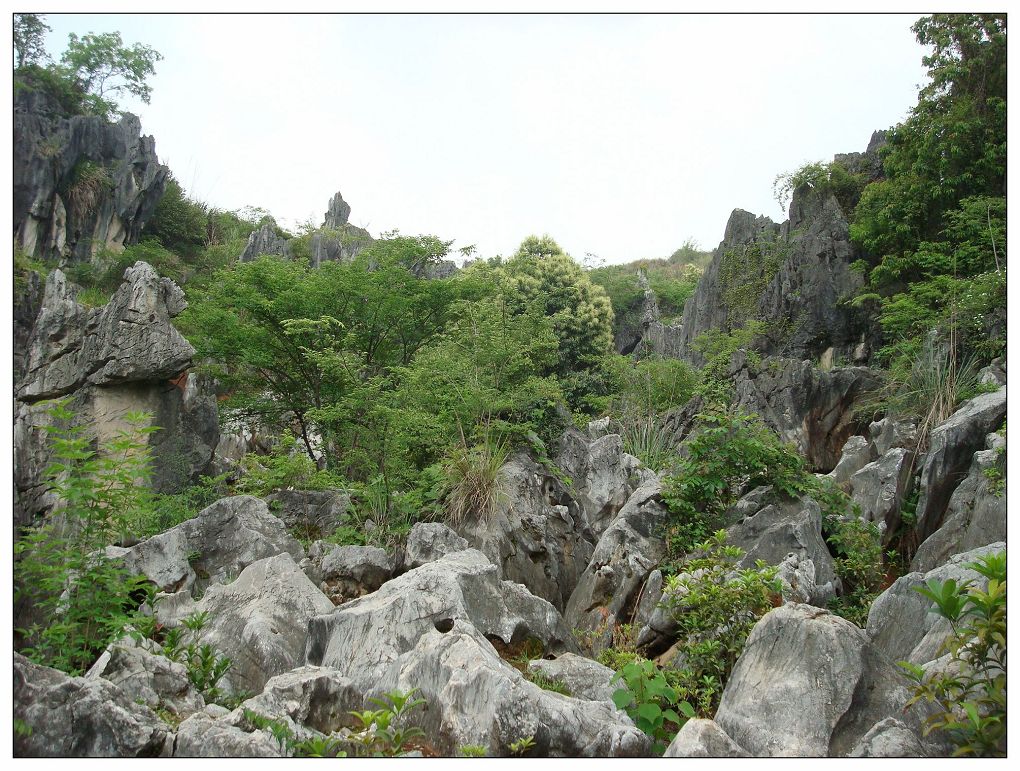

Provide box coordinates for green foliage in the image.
[773,159,867,215]
[14,14,51,69]
[717,232,789,331]
[502,235,615,377]
[660,406,808,560]
[660,531,781,716]
[611,658,693,753]
[142,177,209,259]
[822,505,885,627]
[457,744,488,757]
[234,432,343,498]
[526,672,571,696]
[900,551,1006,757]
[691,321,763,404]
[508,735,537,756]
[14,400,159,675]
[143,473,231,539]
[65,159,113,216]
[347,689,426,757]
[440,430,510,527]
[60,30,163,119]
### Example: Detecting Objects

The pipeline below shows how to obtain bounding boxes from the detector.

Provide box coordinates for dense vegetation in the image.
[12,13,1006,759]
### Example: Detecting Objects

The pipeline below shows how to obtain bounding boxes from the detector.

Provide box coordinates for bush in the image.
[234,432,343,498]
[659,531,782,716]
[441,431,510,527]
[901,551,1006,757]
[611,658,694,753]
[14,400,158,674]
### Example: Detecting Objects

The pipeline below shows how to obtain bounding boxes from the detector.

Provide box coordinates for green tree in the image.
[60,30,163,119]
[14,13,51,69]
[142,176,209,259]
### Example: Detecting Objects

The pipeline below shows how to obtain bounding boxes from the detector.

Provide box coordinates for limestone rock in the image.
[564,481,670,642]
[827,435,876,488]
[113,495,303,596]
[387,621,650,757]
[555,427,644,538]
[714,604,937,757]
[911,446,1006,573]
[306,549,576,687]
[86,637,205,718]
[238,220,290,263]
[157,553,335,695]
[867,542,1005,666]
[914,387,1006,541]
[526,653,618,702]
[726,492,839,606]
[14,85,168,264]
[849,447,914,545]
[664,719,749,758]
[172,712,284,758]
[308,542,394,603]
[457,451,595,610]
[14,652,170,757]
[264,489,350,540]
[848,718,931,758]
[323,191,352,228]
[401,521,470,570]
[869,417,918,456]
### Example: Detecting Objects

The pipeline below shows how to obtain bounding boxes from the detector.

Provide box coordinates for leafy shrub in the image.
[900,551,1006,757]
[691,321,763,404]
[659,531,782,716]
[234,431,343,497]
[441,432,510,527]
[141,176,208,259]
[14,400,158,674]
[347,689,426,757]
[143,473,231,538]
[660,406,808,560]
[773,159,867,214]
[611,658,694,753]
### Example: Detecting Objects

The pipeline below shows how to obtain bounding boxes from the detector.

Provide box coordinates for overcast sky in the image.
[37,12,929,264]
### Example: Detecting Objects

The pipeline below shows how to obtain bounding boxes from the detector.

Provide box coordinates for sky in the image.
[33,10,930,265]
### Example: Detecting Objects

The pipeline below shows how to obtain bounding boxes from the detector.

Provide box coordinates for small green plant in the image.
[441,430,509,527]
[234,431,343,497]
[900,551,1006,757]
[457,744,487,757]
[620,413,679,472]
[527,672,571,696]
[66,159,113,215]
[243,708,295,753]
[612,658,694,753]
[508,735,537,756]
[347,689,426,757]
[291,735,347,758]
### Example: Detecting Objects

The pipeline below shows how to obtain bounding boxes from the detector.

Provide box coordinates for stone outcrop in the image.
[526,653,618,702]
[238,220,291,263]
[14,263,219,525]
[14,653,170,757]
[713,604,941,757]
[13,85,169,264]
[400,521,470,570]
[305,542,395,603]
[264,489,351,540]
[664,719,749,758]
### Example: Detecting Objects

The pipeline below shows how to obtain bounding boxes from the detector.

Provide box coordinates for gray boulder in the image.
[848,718,931,758]
[401,521,469,570]
[867,542,1005,666]
[323,190,352,228]
[526,653,618,702]
[111,495,303,596]
[307,542,394,603]
[914,387,1007,541]
[564,481,670,644]
[172,712,284,758]
[911,444,1006,573]
[714,604,938,757]
[555,427,648,538]
[457,451,595,611]
[869,417,918,456]
[849,447,914,545]
[387,620,650,757]
[726,492,839,606]
[14,652,170,757]
[306,549,576,687]
[157,552,335,695]
[264,489,350,541]
[664,719,749,758]
[87,637,205,718]
[827,435,876,488]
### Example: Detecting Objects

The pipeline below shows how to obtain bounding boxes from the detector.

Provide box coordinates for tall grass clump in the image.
[442,430,510,527]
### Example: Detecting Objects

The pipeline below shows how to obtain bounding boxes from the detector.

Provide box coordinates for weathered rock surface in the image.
[18,263,193,400]
[827,435,876,488]
[264,488,350,540]
[401,521,469,570]
[555,427,646,538]
[457,451,595,611]
[386,621,650,757]
[869,417,918,457]
[867,542,1005,666]
[911,443,1005,573]
[323,190,352,229]
[527,653,618,702]
[306,549,576,686]
[307,542,394,603]
[14,652,170,757]
[111,495,303,595]
[913,387,1007,542]
[172,712,284,758]
[664,718,749,758]
[726,492,839,606]
[157,553,334,695]
[14,85,168,264]
[732,356,879,471]
[87,637,205,718]
[848,717,930,758]
[238,220,291,263]
[564,481,670,642]
[849,447,914,545]
[714,604,938,757]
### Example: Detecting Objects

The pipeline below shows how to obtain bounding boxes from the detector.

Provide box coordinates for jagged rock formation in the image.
[13,86,169,265]
[644,134,885,365]
[14,262,219,526]
[308,190,374,266]
[238,220,291,262]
